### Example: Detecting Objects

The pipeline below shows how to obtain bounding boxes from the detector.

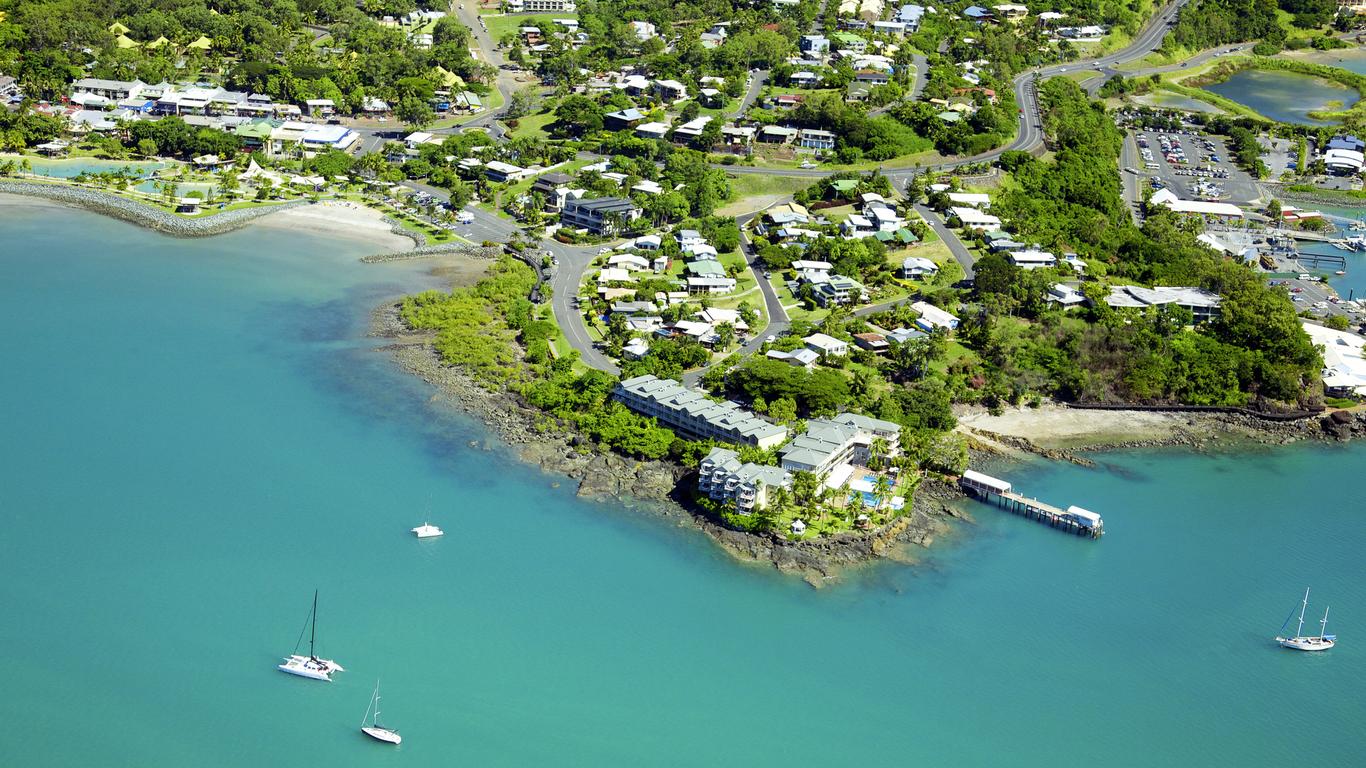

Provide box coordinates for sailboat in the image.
[277,590,345,681]
[1275,587,1337,652]
[360,680,402,745]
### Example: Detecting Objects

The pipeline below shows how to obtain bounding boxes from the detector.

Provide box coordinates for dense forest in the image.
[981,79,1321,407]
[0,0,488,112]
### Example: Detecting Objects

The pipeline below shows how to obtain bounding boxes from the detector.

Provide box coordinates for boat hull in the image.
[362,726,402,745]
[1276,636,1336,651]
[278,655,343,680]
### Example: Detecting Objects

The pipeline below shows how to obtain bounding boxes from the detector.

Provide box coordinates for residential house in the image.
[672,116,713,142]
[801,34,831,55]
[813,275,866,306]
[484,160,532,183]
[503,0,577,11]
[791,71,823,88]
[635,121,669,139]
[628,20,657,40]
[804,333,849,358]
[766,348,821,369]
[799,129,837,150]
[1008,249,1057,270]
[911,301,959,332]
[901,256,939,279]
[653,79,689,102]
[853,333,890,353]
[1103,286,1222,323]
[1047,283,1087,308]
[605,107,647,129]
[686,277,737,294]
[721,125,756,146]
[562,196,642,235]
[759,125,800,144]
[855,70,891,86]
[304,99,335,117]
[950,206,1002,230]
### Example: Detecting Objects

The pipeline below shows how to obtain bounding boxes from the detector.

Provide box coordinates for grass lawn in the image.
[715,174,812,217]
[485,13,576,43]
[508,108,558,140]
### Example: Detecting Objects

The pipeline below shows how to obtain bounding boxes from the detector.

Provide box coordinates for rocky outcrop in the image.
[373,301,965,585]
[361,243,503,264]
[1320,410,1366,441]
[0,180,306,236]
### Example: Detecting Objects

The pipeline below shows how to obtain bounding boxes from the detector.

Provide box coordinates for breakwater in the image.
[0,180,306,237]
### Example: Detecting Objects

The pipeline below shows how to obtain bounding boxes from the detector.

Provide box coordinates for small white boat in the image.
[278,591,345,681]
[412,523,443,538]
[360,680,402,745]
[1275,587,1336,652]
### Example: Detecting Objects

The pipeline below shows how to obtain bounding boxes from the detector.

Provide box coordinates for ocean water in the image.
[2,202,1365,767]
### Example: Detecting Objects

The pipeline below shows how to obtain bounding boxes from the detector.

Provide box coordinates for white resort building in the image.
[614,375,790,448]
[698,448,793,513]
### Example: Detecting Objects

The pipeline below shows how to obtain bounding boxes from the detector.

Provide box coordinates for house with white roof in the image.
[950,206,1001,230]
[1008,249,1057,270]
[1302,321,1366,396]
[902,256,939,279]
[1047,283,1086,308]
[1104,285,1222,322]
[804,333,849,358]
[911,301,959,331]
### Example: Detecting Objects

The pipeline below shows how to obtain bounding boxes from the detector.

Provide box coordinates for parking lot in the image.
[1274,276,1366,325]
[1128,129,1263,204]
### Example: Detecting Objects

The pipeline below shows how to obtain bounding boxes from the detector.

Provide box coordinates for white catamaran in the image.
[278,590,345,681]
[1275,587,1337,652]
[360,680,402,745]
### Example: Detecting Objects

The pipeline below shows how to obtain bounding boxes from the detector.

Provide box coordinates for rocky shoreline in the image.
[371,301,961,586]
[0,179,309,236]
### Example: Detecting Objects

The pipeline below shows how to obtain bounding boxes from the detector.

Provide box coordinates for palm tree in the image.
[714,322,736,351]
[873,474,894,515]
[868,436,890,471]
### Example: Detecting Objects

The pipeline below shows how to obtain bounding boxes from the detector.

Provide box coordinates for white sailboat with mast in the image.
[277,590,345,680]
[360,680,402,745]
[1275,587,1337,652]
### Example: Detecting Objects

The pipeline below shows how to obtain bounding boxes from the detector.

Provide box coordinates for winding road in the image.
[445,0,1203,378]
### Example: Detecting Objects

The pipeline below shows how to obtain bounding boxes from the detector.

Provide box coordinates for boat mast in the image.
[1296,587,1309,638]
[310,590,318,660]
[1320,606,1330,640]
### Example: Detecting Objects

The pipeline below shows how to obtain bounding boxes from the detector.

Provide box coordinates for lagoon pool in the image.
[3,155,166,179]
[1204,69,1359,126]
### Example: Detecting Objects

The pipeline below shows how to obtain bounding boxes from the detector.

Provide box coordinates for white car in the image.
[764,335,776,343]
[800,161,817,169]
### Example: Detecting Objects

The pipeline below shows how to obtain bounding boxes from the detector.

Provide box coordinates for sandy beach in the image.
[958,404,1229,449]
[251,201,414,252]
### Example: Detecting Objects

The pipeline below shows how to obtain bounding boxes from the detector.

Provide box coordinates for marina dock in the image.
[960,470,1104,539]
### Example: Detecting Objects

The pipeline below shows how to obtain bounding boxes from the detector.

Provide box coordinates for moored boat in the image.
[360,680,402,745]
[278,590,345,680]
[1275,587,1336,652]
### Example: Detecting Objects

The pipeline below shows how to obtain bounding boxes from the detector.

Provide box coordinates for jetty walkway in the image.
[960,470,1104,539]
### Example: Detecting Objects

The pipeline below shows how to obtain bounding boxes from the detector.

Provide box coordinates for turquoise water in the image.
[1293,49,1366,77]
[2,202,1365,766]
[1205,69,1359,126]
[3,155,166,178]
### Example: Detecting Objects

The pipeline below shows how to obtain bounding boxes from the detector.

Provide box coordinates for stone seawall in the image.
[0,180,307,237]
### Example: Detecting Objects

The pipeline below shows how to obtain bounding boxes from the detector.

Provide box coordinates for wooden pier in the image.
[960,470,1104,539]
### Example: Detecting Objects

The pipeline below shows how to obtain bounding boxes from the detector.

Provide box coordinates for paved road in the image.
[732,70,769,119]
[914,204,978,279]
[419,0,1199,376]
[543,239,622,374]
